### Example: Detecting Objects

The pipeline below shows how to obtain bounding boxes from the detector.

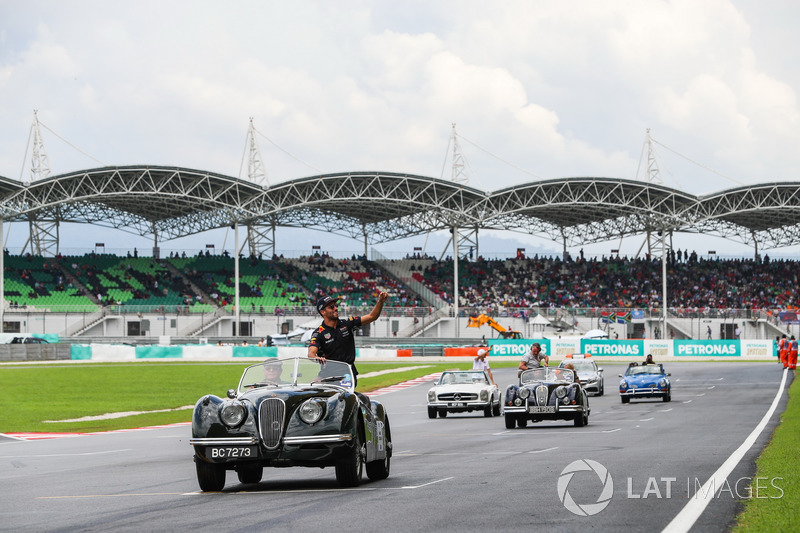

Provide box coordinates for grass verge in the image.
[732,372,799,531]
[0,360,512,433]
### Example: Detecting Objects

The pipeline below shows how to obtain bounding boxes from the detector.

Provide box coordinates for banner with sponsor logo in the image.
[488,338,551,357]
[674,340,740,357]
[581,339,645,357]
[644,340,671,359]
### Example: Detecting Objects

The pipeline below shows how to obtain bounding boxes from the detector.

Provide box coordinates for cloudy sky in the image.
[1,0,799,259]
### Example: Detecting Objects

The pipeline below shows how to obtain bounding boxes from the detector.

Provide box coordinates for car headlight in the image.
[428,390,436,402]
[659,379,668,388]
[620,381,628,390]
[555,386,567,399]
[518,388,530,399]
[220,402,246,427]
[480,390,489,402]
[298,399,325,425]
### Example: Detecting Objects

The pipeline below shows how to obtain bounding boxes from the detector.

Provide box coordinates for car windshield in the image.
[560,361,596,373]
[238,357,355,394]
[520,367,574,385]
[626,365,664,376]
[439,371,489,385]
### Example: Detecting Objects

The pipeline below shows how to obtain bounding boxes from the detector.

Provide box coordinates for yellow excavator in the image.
[467,314,522,339]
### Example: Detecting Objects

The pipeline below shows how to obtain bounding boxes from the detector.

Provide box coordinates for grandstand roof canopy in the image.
[1,166,800,251]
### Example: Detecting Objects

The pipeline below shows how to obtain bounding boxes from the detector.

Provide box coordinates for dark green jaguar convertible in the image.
[190,357,392,491]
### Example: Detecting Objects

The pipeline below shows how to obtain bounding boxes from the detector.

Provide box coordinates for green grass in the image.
[733,374,800,532]
[0,361,507,433]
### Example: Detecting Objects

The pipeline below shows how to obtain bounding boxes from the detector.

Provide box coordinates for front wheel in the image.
[663,393,671,402]
[427,406,436,419]
[598,383,604,396]
[504,414,516,429]
[335,429,364,487]
[196,459,226,492]
[621,395,630,404]
[492,402,501,417]
[236,464,263,484]
[438,410,448,418]
[574,410,587,427]
[516,415,527,428]
[484,406,492,417]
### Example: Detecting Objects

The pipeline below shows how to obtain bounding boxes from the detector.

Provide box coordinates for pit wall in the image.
[36,338,777,362]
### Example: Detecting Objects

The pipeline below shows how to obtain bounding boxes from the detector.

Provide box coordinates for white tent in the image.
[530,315,550,326]
[583,329,609,339]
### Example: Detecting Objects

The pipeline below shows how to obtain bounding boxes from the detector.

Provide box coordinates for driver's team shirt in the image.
[309,316,362,373]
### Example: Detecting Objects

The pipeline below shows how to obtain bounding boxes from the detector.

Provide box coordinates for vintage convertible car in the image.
[558,354,604,395]
[426,370,501,418]
[619,362,671,403]
[189,357,392,491]
[502,367,590,428]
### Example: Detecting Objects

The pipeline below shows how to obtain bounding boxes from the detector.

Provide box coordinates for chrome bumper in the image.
[190,434,352,447]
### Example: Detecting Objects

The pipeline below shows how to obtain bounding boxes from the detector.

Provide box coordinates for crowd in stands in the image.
[5,248,800,318]
[419,253,800,315]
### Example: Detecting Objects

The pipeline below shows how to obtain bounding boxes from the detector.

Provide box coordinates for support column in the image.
[235,221,240,336]
[453,226,459,337]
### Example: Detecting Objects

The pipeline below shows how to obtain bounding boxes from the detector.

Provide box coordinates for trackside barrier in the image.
[0,339,777,363]
[67,344,400,362]
[486,339,777,360]
[443,347,484,357]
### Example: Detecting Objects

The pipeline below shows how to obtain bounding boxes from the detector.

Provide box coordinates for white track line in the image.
[662,369,789,533]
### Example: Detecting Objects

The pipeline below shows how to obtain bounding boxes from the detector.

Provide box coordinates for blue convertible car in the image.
[618,363,671,403]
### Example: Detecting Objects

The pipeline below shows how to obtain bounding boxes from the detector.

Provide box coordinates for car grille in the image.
[437,392,478,401]
[535,385,548,406]
[258,398,286,450]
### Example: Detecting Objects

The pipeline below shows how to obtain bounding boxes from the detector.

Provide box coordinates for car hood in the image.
[622,374,665,386]
[432,383,495,393]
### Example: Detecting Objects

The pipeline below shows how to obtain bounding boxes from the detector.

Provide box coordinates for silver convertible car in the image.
[427,370,501,418]
[190,357,392,491]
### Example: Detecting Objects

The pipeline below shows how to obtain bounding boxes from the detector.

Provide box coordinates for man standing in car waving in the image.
[308,292,389,387]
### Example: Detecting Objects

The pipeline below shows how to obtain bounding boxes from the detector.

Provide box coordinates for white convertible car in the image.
[427,370,501,418]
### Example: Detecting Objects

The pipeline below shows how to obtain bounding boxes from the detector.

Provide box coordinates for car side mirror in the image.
[667,373,671,376]
[618,374,623,378]
[227,388,237,399]
[598,367,604,372]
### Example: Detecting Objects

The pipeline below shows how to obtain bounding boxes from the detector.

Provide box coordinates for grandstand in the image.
[2,250,797,343]
[4,121,800,342]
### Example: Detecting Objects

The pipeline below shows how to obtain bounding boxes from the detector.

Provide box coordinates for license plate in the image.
[448,402,467,407]
[529,406,555,414]
[207,446,257,460]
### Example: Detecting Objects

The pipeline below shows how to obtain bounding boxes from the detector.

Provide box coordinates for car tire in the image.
[236,464,263,484]
[484,406,492,417]
[516,415,527,428]
[427,406,437,419]
[366,418,391,481]
[621,396,630,404]
[492,402,501,417]
[438,410,447,418]
[663,393,671,402]
[598,384,604,396]
[574,410,587,427]
[504,414,516,429]
[196,458,226,492]
[335,427,364,487]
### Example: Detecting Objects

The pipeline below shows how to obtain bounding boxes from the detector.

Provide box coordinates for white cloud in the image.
[2,0,800,255]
